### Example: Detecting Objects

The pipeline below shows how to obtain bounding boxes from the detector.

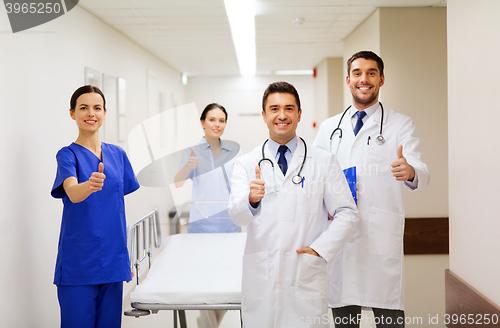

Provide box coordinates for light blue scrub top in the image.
[51,142,140,286]
[179,137,241,233]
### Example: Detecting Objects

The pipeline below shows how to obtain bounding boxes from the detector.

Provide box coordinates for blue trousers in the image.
[57,282,123,328]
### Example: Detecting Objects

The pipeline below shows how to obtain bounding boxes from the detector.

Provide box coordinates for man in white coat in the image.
[228,81,360,328]
[313,51,430,327]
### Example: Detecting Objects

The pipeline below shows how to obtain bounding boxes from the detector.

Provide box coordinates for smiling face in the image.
[347,58,385,110]
[262,92,301,145]
[70,92,106,134]
[201,108,227,141]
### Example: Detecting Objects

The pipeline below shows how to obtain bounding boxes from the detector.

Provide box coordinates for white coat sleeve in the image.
[398,117,430,191]
[228,157,258,226]
[309,154,360,262]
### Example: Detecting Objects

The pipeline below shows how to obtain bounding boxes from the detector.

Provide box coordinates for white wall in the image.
[380,7,448,218]
[343,9,381,109]
[327,58,344,118]
[314,57,344,120]
[0,6,184,327]
[315,59,330,125]
[448,0,500,306]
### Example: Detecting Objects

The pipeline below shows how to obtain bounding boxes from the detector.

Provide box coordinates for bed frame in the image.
[124,204,244,328]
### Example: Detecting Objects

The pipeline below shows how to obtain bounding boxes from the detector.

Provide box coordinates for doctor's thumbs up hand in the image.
[89,162,106,191]
[185,148,198,171]
[390,145,415,182]
[249,165,265,207]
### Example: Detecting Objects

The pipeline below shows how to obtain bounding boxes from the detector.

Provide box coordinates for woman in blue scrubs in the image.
[51,85,140,328]
[173,103,240,327]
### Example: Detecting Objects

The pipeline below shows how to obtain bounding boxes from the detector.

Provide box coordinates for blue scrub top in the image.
[51,142,140,286]
[179,138,241,233]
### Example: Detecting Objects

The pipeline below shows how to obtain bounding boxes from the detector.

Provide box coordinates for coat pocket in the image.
[61,237,103,283]
[365,139,393,175]
[95,178,124,213]
[368,207,404,258]
[295,253,327,301]
[297,181,324,215]
[242,251,268,301]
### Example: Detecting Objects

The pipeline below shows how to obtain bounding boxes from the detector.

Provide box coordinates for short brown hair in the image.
[347,51,384,76]
[262,81,301,112]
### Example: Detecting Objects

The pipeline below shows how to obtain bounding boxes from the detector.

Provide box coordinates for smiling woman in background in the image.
[174,103,241,328]
[51,85,140,328]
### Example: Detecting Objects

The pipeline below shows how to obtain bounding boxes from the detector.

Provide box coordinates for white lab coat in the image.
[313,104,430,310]
[228,137,359,328]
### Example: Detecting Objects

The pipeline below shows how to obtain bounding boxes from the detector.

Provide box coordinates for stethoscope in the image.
[329,102,385,153]
[259,137,307,185]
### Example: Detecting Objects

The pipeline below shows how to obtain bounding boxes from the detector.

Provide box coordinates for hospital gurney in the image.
[124,202,246,328]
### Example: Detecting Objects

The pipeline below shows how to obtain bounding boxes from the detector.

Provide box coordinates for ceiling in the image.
[78,0,446,77]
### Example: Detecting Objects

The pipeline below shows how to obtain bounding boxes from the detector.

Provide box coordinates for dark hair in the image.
[200,103,228,122]
[262,81,301,112]
[70,85,106,112]
[347,51,384,76]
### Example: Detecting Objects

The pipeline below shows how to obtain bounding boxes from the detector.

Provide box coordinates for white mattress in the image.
[130,232,246,305]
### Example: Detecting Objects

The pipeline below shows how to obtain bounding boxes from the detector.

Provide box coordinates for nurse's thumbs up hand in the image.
[186,148,198,171]
[249,165,265,207]
[390,145,415,182]
[89,162,106,191]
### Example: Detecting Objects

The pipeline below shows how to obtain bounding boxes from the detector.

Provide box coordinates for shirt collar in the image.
[267,135,298,156]
[198,137,230,151]
[350,102,379,119]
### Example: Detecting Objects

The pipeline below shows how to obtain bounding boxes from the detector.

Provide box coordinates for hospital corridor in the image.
[0,0,499,327]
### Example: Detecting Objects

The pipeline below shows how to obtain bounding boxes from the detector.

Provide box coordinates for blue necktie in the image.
[277,145,288,175]
[353,111,367,136]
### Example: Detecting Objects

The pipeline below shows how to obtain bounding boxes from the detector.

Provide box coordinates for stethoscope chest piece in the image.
[292,175,302,184]
[376,135,385,145]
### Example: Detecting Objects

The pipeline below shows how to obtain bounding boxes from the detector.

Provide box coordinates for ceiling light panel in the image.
[224,0,256,76]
